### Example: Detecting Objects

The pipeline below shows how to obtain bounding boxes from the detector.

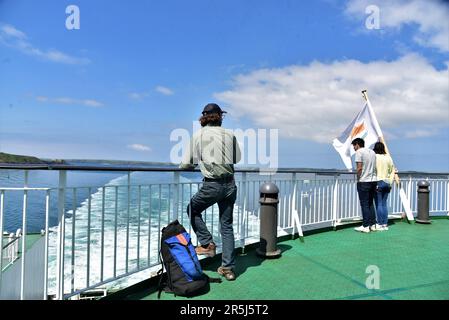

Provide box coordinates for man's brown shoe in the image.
[217,266,236,281]
[195,243,216,258]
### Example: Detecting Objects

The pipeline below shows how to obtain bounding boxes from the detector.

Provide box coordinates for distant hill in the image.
[0,152,46,164]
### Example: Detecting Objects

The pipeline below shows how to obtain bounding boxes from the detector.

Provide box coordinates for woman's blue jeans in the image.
[374,180,391,225]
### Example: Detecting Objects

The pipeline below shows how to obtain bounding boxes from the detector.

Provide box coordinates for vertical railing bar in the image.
[300,185,304,225]
[325,180,328,221]
[281,181,286,228]
[168,184,171,223]
[189,184,193,237]
[290,174,295,228]
[157,185,162,256]
[332,177,338,227]
[318,180,324,222]
[181,184,185,225]
[211,194,215,240]
[446,177,449,215]
[245,182,250,242]
[137,185,141,270]
[325,181,329,221]
[19,171,29,300]
[282,181,286,227]
[0,191,5,288]
[43,190,50,300]
[147,185,152,267]
[254,180,257,232]
[237,180,241,237]
[100,186,105,282]
[313,181,317,224]
[71,188,77,293]
[56,171,67,300]
[350,181,354,218]
[241,172,247,250]
[113,186,118,279]
[20,190,27,300]
[126,173,130,274]
[277,180,281,226]
[86,187,91,289]
[345,183,351,218]
[173,172,180,221]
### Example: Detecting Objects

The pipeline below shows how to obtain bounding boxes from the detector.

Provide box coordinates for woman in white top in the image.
[373,142,394,231]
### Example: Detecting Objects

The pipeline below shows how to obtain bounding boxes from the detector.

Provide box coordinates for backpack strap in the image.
[157,249,166,299]
[157,250,175,299]
[157,267,164,299]
[206,274,222,283]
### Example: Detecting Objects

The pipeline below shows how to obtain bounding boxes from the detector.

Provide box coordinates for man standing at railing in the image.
[180,103,241,281]
[352,138,378,233]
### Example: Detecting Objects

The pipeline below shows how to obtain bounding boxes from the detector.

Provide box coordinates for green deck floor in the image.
[125,218,449,300]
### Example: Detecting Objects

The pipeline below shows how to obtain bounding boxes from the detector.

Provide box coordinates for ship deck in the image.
[106,218,449,300]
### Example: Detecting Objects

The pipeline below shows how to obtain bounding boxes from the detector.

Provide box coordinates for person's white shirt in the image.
[355,147,377,182]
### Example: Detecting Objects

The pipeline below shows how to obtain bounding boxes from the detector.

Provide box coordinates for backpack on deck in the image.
[157,220,221,298]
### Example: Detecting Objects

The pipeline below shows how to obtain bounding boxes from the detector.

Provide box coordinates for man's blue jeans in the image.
[374,180,391,225]
[357,181,377,228]
[187,180,237,270]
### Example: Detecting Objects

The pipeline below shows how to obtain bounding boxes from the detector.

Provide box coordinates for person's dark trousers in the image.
[187,180,237,270]
[357,181,378,228]
[374,180,391,225]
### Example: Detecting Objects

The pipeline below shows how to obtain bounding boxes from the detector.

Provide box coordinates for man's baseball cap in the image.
[202,103,227,115]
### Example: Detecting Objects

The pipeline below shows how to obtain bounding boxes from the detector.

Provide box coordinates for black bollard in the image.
[256,182,281,258]
[416,180,431,224]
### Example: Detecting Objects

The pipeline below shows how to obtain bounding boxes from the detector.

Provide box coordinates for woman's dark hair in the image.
[199,113,223,127]
[373,142,387,154]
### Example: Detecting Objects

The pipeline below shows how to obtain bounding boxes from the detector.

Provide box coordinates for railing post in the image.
[291,173,297,228]
[447,176,449,216]
[43,190,50,300]
[126,172,130,273]
[56,170,67,300]
[173,172,180,221]
[332,176,339,230]
[0,190,4,290]
[20,171,29,300]
[240,172,247,253]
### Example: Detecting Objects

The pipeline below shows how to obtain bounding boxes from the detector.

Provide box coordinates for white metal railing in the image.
[0,169,448,300]
[2,233,21,270]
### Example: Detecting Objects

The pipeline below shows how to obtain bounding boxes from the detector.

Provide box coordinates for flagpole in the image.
[361,90,414,222]
[361,90,399,184]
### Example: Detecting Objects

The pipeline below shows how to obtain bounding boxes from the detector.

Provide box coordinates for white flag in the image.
[332,99,415,221]
[332,102,383,170]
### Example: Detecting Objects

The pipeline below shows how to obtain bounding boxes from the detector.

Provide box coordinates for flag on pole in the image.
[332,102,383,170]
[332,94,415,222]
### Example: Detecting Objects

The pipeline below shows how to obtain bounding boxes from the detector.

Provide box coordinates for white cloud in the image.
[215,54,449,143]
[345,0,449,52]
[0,23,90,65]
[404,129,439,139]
[1,24,27,39]
[128,92,149,100]
[128,144,151,152]
[83,99,104,108]
[36,96,104,108]
[155,86,174,96]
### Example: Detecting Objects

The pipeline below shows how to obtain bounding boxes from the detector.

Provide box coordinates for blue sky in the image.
[0,0,448,171]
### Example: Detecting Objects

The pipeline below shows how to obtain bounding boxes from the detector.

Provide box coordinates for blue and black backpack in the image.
[157,220,221,298]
